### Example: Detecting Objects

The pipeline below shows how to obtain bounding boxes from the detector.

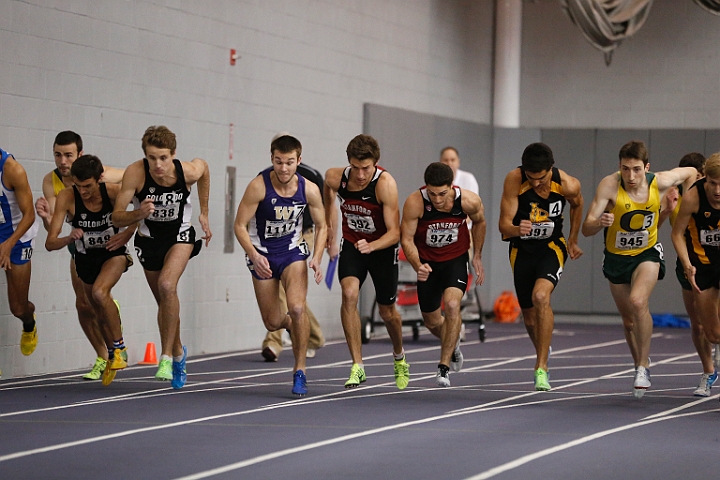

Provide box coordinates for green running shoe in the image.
[534,368,551,391]
[83,357,108,380]
[155,358,173,381]
[394,357,410,390]
[344,363,366,388]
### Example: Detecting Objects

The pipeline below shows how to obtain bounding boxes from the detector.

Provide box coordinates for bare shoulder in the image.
[461,188,482,213]
[304,179,322,202]
[502,168,522,191]
[402,190,424,216]
[559,169,581,195]
[324,166,344,189]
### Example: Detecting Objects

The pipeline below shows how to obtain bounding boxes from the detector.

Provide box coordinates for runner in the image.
[400,162,486,387]
[325,134,408,389]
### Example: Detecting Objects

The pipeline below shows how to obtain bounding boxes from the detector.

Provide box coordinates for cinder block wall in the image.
[0,0,493,378]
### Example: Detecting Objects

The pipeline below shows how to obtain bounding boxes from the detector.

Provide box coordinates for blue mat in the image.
[651,313,690,328]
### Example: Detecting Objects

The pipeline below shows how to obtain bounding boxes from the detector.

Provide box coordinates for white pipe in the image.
[493,0,522,128]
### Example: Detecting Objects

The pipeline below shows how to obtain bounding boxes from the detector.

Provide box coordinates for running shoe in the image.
[344,363,366,388]
[292,369,307,396]
[110,347,128,371]
[436,364,451,387]
[155,358,173,381]
[534,368,551,391]
[20,323,37,356]
[693,371,718,397]
[102,362,117,386]
[262,345,278,362]
[306,348,316,358]
[714,344,720,372]
[83,357,107,380]
[633,366,651,399]
[451,338,463,372]
[171,345,188,389]
[394,356,410,390]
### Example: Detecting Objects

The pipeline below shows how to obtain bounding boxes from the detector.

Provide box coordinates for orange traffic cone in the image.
[139,342,158,365]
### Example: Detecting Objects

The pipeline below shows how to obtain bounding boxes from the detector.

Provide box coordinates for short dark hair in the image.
[271,135,302,157]
[346,134,380,163]
[424,162,454,187]
[521,143,555,173]
[54,130,83,152]
[71,155,104,181]
[619,140,649,165]
[679,152,705,174]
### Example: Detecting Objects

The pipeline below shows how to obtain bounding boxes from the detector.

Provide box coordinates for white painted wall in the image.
[521,0,720,128]
[0,0,493,377]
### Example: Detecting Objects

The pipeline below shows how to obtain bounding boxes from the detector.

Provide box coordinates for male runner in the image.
[0,147,38,357]
[235,134,326,396]
[35,131,127,380]
[46,155,133,385]
[661,153,720,396]
[670,152,720,400]
[400,162,486,387]
[498,143,584,391]
[583,140,696,398]
[113,126,211,390]
[261,158,325,362]
[325,134,408,389]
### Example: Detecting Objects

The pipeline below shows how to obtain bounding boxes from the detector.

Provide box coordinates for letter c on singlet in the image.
[619,210,653,232]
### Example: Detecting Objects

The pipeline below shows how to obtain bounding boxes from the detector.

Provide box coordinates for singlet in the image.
[248,168,307,254]
[684,178,720,265]
[52,168,66,196]
[134,158,192,239]
[507,167,566,251]
[0,148,39,243]
[414,186,470,262]
[604,172,660,255]
[337,166,388,244]
[71,183,123,255]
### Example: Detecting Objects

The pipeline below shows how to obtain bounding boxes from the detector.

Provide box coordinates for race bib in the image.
[700,229,720,247]
[520,221,555,240]
[83,227,114,249]
[265,219,296,238]
[615,230,648,250]
[426,227,459,248]
[345,214,376,234]
[150,203,180,222]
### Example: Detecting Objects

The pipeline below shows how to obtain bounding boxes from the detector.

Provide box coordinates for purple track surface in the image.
[1,321,719,479]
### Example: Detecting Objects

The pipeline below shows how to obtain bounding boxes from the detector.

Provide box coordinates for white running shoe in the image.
[693,371,718,397]
[436,365,451,387]
[451,338,463,372]
[633,366,651,399]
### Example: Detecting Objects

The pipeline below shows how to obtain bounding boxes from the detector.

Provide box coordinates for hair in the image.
[346,134,380,163]
[703,153,720,179]
[440,146,459,158]
[142,125,177,154]
[71,155,104,181]
[270,135,302,157]
[54,130,83,152]
[618,140,649,165]
[521,142,555,172]
[424,162,454,187]
[679,152,705,174]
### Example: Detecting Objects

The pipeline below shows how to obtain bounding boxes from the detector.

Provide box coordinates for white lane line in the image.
[642,393,720,420]
[462,409,719,480]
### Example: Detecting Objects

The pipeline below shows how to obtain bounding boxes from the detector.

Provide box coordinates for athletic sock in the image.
[22,318,36,333]
[393,350,405,361]
[173,353,184,362]
[108,347,115,360]
[113,338,125,350]
[160,354,172,362]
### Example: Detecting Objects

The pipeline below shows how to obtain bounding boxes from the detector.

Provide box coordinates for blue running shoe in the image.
[292,370,307,396]
[171,345,188,389]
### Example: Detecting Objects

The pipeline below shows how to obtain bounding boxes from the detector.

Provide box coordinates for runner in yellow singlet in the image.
[35,131,129,380]
[582,140,697,399]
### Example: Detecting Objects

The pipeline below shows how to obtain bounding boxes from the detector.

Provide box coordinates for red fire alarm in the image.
[230,49,238,66]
